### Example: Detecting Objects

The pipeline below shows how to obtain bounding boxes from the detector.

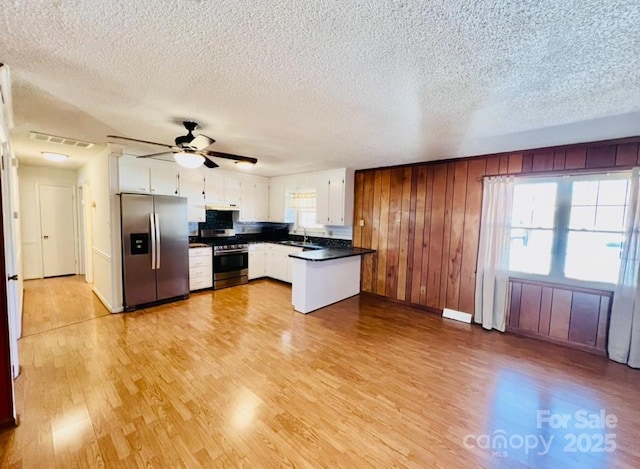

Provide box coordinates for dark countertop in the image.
[288,247,376,262]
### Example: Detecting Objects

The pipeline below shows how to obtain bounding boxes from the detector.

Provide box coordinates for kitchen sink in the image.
[278,240,324,250]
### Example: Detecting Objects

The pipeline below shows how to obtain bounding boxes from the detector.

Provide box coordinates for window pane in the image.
[509,229,553,275]
[569,206,596,230]
[572,180,598,205]
[512,183,556,228]
[595,205,625,231]
[598,179,629,206]
[565,232,622,283]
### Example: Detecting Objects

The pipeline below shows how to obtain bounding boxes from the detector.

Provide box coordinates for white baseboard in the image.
[92,286,118,313]
[443,308,472,324]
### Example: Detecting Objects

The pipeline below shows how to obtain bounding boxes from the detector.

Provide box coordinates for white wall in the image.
[77,147,123,313]
[18,165,78,279]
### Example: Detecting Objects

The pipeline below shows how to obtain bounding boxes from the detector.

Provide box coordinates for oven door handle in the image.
[214,250,248,255]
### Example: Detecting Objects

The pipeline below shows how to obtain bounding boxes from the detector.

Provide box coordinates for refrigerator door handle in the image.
[150,212,156,270]
[155,213,161,269]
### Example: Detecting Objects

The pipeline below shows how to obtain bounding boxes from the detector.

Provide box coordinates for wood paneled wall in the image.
[507,279,611,355]
[352,138,640,314]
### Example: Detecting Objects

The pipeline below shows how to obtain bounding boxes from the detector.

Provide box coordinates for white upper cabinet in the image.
[240,180,270,222]
[205,172,241,209]
[315,169,354,226]
[256,181,269,221]
[119,157,151,193]
[149,161,179,196]
[224,175,242,207]
[268,177,286,222]
[204,172,224,206]
[179,168,206,222]
[119,157,180,196]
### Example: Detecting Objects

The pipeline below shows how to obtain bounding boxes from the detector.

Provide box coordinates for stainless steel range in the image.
[200,229,248,289]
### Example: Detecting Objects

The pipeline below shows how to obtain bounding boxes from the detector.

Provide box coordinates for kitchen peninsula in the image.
[289,247,375,314]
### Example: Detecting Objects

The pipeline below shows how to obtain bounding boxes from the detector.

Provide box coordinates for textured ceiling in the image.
[1,1,639,175]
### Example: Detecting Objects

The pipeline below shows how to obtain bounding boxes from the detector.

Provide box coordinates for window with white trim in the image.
[510,173,631,284]
[289,191,323,230]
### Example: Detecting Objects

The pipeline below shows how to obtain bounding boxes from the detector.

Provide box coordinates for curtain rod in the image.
[478,165,637,181]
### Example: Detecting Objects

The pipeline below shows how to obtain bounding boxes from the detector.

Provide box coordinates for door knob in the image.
[8,274,18,281]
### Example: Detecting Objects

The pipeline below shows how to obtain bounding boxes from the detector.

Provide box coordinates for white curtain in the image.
[474,176,515,331]
[609,169,640,368]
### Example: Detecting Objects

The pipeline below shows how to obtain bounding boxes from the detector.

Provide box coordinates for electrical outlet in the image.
[359,219,365,227]
[420,286,426,294]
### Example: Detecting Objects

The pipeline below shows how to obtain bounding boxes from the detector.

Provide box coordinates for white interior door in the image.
[39,185,76,277]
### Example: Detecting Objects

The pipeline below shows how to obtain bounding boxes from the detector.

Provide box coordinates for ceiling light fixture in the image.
[42,152,69,162]
[174,151,204,169]
[235,160,254,170]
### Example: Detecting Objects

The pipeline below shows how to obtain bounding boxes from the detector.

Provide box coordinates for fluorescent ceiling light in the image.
[235,160,254,170]
[42,152,69,162]
[174,151,204,169]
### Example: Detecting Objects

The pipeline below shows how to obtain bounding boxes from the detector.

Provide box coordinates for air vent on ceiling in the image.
[29,131,95,149]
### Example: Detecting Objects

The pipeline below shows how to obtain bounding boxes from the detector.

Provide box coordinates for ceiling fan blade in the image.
[189,134,216,150]
[203,156,219,169]
[205,151,258,165]
[136,151,174,159]
[107,135,174,149]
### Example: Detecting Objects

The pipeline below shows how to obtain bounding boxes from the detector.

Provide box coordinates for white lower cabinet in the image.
[265,244,303,283]
[189,247,212,290]
[248,244,266,280]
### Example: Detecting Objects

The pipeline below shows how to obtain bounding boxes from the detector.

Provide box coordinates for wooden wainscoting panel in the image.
[518,283,542,332]
[508,279,612,354]
[508,282,522,328]
[420,166,435,306]
[352,172,364,247]
[438,163,455,310]
[615,142,639,166]
[522,153,534,173]
[485,156,500,175]
[548,288,572,340]
[361,171,375,292]
[507,153,523,173]
[553,150,566,170]
[445,161,468,310]
[410,167,426,305]
[532,151,555,172]
[385,168,403,298]
[586,145,617,168]
[596,296,611,350]
[458,158,486,313]
[569,292,601,347]
[397,167,412,301]
[538,287,553,335]
[564,146,587,169]
[426,164,447,309]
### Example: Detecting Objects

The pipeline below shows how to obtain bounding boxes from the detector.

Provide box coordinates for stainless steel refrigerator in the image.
[121,193,189,310]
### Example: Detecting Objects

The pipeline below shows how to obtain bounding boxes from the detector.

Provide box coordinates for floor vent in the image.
[29,131,94,149]
[443,308,472,324]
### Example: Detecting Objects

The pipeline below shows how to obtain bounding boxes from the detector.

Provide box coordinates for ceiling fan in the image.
[107,121,257,169]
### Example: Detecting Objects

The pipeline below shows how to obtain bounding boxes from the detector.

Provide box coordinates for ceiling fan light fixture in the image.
[174,151,204,169]
[42,152,69,162]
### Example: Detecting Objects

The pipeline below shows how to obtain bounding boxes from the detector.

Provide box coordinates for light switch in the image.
[359,219,365,227]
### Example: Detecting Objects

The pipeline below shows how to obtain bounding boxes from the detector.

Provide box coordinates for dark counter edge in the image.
[288,247,376,262]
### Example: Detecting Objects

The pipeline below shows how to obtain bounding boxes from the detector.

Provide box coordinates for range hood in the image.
[205,205,240,211]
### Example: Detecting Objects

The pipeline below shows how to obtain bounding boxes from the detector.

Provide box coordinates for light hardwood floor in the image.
[1,277,639,468]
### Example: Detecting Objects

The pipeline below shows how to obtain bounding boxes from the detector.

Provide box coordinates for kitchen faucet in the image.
[303,227,308,243]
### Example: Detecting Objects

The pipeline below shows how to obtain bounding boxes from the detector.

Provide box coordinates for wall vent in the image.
[29,131,94,149]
